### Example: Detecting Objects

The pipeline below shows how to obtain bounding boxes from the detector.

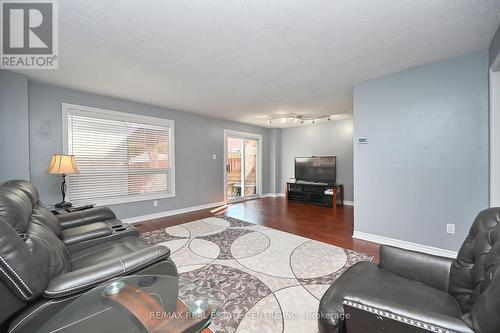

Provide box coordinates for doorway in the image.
[491,69,500,206]
[224,130,262,203]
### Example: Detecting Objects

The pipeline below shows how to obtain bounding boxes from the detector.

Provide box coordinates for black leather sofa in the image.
[1,180,140,253]
[318,207,500,333]
[0,180,178,333]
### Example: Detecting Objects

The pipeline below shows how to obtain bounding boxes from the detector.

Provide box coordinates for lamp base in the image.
[55,201,72,208]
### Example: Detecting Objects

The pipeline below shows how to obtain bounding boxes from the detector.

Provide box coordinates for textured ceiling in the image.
[14,0,500,128]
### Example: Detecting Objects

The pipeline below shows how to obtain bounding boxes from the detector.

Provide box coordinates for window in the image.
[63,104,175,205]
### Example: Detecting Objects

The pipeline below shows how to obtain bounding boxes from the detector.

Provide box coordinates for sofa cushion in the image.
[0,187,32,232]
[1,180,40,207]
[31,204,62,236]
[70,236,150,270]
[318,261,462,333]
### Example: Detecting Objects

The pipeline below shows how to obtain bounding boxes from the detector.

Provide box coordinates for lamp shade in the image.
[47,154,79,174]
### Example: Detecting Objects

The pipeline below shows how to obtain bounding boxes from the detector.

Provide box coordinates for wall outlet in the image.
[212,154,217,160]
[357,137,368,144]
[446,223,455,234]
[153,200,158,207]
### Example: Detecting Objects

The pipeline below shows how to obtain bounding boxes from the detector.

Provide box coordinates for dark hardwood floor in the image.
[135,197,380,260]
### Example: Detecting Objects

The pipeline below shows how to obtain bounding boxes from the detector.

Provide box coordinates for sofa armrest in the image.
[343,295,474,333]
[57,207,117,229]
[60,222,113,246]
[43,245,170,298]
[379,245,453,292]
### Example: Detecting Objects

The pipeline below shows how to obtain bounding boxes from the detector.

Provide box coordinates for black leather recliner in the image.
[0,181,178,333]
[318,207,500,333]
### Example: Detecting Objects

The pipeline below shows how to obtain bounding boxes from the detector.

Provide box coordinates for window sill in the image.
[77,192,176,207]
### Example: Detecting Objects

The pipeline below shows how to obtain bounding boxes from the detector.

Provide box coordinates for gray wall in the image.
[28,81,273,219]
[269,128,282,194]
[353,50,489,251]
[0,70,30,180]
[279,118,354,201]
[490,23,500,70]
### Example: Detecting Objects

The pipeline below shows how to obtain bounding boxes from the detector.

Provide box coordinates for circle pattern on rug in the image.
[231,231,270,259]
[291,240,347,279]
[189,238,221,259]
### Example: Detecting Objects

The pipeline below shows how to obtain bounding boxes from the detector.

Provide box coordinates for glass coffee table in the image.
[39,275,219,333]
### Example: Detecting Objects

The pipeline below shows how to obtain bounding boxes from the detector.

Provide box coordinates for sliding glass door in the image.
[225,131,261,202]
[226,137,243,200]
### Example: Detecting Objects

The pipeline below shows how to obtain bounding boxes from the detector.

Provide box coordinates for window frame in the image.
[62,103,176,206]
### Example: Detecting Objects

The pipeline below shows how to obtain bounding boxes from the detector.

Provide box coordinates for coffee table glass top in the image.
[39,275,219,333]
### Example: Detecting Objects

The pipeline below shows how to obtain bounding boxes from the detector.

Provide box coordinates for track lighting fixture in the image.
[266,114,334,126]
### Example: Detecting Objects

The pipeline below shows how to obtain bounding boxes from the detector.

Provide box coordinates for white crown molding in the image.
[122,201,226,224]
[353,231,458,258]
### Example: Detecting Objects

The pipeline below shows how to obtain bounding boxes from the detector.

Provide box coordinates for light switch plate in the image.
[446,223,455,234]
[212,154,217,160]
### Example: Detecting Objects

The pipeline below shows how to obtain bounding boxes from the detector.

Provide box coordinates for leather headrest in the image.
[0,187,32,232]
[1,180,40,207]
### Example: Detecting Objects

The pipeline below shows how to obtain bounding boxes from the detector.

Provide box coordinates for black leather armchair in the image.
[0,182,178,333]
[319,207,500,333]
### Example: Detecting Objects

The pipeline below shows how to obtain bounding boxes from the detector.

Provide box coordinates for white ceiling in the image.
[15,0,500,128]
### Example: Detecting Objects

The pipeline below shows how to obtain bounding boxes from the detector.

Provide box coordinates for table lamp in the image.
[47,154,79,208]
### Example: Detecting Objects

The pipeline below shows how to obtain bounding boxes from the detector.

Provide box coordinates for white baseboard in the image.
[262,193,286,198]
[122,201,226,224]
[344,200,354,206]
[353,231,458,258]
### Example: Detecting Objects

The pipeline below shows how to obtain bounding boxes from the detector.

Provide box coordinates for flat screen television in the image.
[295,156,336,184]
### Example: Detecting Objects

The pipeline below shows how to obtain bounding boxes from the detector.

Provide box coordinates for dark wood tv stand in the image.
[285,182,344,209]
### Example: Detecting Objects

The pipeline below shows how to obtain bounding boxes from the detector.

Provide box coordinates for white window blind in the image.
[64,105,175,204]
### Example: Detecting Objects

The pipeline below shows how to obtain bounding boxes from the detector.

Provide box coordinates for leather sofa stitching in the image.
[44,275,122,297]
[7,295,78,333]
[7,303,51,333]
[343,300,457,333]
[449,295,463,316]
[119,258,126,274]
[0,266,29,300]
[0,256,33,296]
[45,254,169,297]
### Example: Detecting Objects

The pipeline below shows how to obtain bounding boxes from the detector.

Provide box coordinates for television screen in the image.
[295,156,336,184]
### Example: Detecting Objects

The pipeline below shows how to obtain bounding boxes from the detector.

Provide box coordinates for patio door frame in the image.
[223,129,263,203]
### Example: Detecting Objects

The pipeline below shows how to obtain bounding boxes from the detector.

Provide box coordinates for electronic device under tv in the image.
[294,156,336,184]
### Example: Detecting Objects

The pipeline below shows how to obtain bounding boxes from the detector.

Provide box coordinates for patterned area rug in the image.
[141,216,373,333]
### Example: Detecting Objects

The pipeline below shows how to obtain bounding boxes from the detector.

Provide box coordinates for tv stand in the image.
[296,180,328,186]
[285,182,344,208]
